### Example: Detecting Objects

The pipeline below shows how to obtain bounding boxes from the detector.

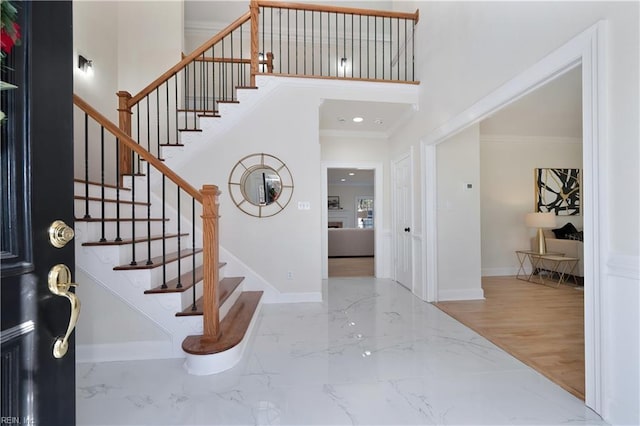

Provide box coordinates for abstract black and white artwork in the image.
[535,168,581,215]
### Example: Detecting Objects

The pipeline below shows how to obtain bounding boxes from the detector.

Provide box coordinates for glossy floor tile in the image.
[77,278,606,425]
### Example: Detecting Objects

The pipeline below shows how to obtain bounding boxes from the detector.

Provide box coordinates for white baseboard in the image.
[76,340,177,363]
[220,245,323,304]
[438,288,485,301]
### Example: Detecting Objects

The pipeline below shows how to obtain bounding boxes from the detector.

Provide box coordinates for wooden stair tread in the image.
[74,178,130,191]
[177,108,218,113]
[145,262,226,294]
[237,86,258,90]
[182,291,263,355]
[147,265,203,294]
[82,233,187,247]
[217,100,240,104]
[113,248,203,270]
[74,195,150,206]
[160,143,185,147]
[178,128,203,132]
[175,276,244,316]
[76,217,169,222]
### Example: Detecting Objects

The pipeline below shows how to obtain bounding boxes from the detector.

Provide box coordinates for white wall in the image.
[480,136,583,276]
[75,269,170,346]
[117,1,184,96]
[73,1,119,121]
[169,79,414,293]
[389,1,639,423]
[176,85,323,294]
[435,124,483,301]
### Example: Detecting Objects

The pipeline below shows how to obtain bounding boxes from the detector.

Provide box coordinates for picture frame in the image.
[328,196,340,209]
[534,168,581,216]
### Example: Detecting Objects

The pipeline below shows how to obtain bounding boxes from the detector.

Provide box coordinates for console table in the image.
[515,250,579,287]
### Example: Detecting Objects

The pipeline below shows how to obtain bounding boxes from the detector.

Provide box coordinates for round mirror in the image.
[241,167,282,206]
[228,153,294,218]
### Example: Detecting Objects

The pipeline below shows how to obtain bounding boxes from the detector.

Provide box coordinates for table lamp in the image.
[525,212,557,254]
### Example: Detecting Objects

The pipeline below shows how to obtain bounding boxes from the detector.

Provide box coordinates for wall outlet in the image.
[298,201,311,210]
[287,271,293,280]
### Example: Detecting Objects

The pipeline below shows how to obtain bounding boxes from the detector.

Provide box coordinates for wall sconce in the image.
[339,57,348,69]
[78,55,93,74]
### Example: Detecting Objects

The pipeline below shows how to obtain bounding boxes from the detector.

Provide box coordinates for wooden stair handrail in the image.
[73,94,203,203]
[128,11,252,107]
[256,0,419,22]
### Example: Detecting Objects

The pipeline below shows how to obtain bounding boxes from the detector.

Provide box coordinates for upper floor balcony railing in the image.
[255,1,419,82]
[117,0,419,176]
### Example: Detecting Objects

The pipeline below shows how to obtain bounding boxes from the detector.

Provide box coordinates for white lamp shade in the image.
[525,212,557,228]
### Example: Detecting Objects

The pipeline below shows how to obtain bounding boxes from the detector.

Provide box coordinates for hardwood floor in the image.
[435,276,585,400]
[328,256,374,277]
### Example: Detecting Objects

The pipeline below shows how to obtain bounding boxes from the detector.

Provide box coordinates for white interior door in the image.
[393,153,412,289]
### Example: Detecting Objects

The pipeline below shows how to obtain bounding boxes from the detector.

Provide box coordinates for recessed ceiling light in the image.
[340,178,346,182]
[348,172,355,176]
[337,117,345,122]
[374,118,383,125]
[352,117,364,123]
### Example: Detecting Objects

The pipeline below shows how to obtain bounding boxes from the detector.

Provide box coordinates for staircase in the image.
[73,1,419,374]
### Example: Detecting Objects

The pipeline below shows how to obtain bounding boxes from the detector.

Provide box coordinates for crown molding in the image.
[185,20,230,36]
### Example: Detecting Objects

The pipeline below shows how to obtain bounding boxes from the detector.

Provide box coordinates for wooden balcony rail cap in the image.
[256,1,419,22]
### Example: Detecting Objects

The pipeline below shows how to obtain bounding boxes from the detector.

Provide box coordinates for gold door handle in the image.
[48,220,75,248]
[47,264,81,358]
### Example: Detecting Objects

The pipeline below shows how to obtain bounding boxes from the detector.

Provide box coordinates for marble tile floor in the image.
[77,278,606,426]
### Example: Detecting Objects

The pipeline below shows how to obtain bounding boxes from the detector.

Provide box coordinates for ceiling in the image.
[319,100,415,135]
[327,168,374,186]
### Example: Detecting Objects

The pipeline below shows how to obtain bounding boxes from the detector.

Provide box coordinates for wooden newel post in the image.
[117,91,133,179]
[201,185,221,341]
[250,0,259,86]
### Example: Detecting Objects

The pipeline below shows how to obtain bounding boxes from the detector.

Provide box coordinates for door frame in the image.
[391,148,415,293]
[420,21,606,413]
[321,161,384,279]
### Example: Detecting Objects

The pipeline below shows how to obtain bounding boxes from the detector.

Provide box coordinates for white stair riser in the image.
[74,183,134,202]
[180,282,203,311]
[219,282,243,320]
[77,220,173,243]
[114,236,193,265]
[145,252,204,285]
[74,199,150,219]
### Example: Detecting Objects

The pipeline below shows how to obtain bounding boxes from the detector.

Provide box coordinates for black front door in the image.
[1,1,76,424]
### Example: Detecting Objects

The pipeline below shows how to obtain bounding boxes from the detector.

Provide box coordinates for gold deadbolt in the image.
[48,264,81,359]
[48,220,75,248]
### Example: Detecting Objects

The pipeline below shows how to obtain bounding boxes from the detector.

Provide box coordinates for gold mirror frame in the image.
[228,153,294,218]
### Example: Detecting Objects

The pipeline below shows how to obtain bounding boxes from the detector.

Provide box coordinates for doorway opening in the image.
[422,22,606,412]
[326,168,375,277]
